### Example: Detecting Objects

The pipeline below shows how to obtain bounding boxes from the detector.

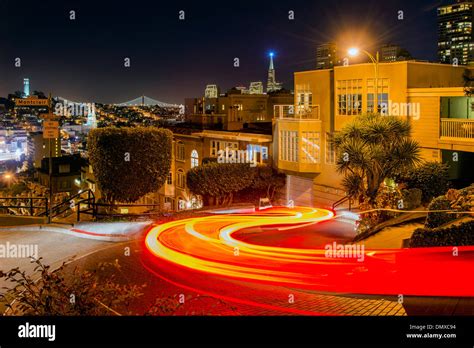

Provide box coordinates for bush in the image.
[410,220,474,247]
[425,195,456,228]
[401,188,422,210]
[396,161,450,204]
[0,258,145,315]
[88,127,172,202]
[187,162,256,205]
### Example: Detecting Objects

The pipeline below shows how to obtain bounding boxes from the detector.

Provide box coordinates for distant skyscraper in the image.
[438,0,473,65]
[249,81,263,94]
[266,52,283,93]
[380,44,412,62]
[205,84,219,98]
[23,78,30,97]
[316,42,337,69]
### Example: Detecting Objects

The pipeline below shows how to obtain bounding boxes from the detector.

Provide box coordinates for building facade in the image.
[275,61,474,208]
[316,42,338,69]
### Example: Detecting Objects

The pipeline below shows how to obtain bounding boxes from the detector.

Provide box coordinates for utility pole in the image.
[48,93,53,223]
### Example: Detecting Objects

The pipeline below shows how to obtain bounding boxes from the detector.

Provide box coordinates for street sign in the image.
[43,120,59,139]
[15,98,49,106]
[43,120,59,128]
[39,113,59,120]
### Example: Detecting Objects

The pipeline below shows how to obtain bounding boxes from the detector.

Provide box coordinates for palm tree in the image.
[333,114,421,207]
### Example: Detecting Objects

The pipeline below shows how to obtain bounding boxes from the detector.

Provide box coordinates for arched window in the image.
[191,150,199,168]
[177,169,185,189]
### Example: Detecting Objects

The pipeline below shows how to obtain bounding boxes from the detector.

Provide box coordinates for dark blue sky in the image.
[0,0,449,104]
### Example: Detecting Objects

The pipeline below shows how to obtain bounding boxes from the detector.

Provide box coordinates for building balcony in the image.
[440,118,474,141]
[278,159,321,173]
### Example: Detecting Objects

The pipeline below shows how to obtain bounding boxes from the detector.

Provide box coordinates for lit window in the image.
[167,172,172,185]
[191,150,199,168]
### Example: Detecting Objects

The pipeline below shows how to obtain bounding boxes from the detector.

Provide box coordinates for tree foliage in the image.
[187,162,256,205]
[88,127,172,202]
[395,161,450,204]
[333,114,421,206]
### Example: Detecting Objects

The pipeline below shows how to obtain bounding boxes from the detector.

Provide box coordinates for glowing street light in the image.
[3,173,13,188]
[347,47,380,113]
[348,47,359,57]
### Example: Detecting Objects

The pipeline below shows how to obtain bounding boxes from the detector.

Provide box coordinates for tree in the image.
[333,114,421,207]
[250,165,286,200]
[88,127,172,203]
[463,69,473,96]
[187,162,256,205]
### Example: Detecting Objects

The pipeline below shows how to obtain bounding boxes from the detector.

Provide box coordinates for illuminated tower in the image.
[266,52,283,93]
[23,78,30,97]
[86,107,97,129]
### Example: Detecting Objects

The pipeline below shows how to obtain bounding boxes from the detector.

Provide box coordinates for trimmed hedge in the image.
[410,220,474,247]
[396,161,450,203]
[425,195,456,228]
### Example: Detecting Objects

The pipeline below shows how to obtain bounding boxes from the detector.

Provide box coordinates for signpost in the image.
[43,121,59,139]
[15,98,49,107]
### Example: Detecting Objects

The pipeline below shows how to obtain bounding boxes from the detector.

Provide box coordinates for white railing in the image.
[440,118,474,140]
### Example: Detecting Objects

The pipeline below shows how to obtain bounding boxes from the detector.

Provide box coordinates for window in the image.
[279,131,298,162]
[167,172,172,185]
[177,169,185,189]
[59,164,70,173]
[176,141,185,161]
[178,198,186,211]
[325,132,336,165]
[301,132,320,163]
[367,78,389,113]
[337,79,362,115]
[191,150,199,168]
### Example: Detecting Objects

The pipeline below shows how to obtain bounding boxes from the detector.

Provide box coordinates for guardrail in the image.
[440,118,474,140]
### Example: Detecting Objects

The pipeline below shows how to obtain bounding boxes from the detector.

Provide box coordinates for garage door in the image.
[287,175,313,207]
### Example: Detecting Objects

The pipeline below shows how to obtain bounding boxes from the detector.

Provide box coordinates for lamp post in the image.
[3,173,13,188]
[348,48,380,113]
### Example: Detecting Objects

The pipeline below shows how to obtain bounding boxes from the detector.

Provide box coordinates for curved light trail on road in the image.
[145,207,474,298]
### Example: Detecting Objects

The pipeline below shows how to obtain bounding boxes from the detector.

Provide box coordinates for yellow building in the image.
[275,61,474,208]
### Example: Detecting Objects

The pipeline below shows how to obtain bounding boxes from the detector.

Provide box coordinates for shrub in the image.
[401,188,422,210]
[425,195,456,228]
[0,258,145,315]
[187,162,256,205]
[88,127,172,203]
[410,220,474,247]
[396,161,450,204]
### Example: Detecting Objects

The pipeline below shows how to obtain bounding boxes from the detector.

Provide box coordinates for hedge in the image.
[410,219,474,247]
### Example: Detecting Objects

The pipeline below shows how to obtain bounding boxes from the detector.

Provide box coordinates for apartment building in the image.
[275,60,474,208]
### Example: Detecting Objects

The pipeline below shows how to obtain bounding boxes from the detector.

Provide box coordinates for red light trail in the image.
[144,207,474,303]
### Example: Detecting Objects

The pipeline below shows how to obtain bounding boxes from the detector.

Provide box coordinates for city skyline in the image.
[0,0,456,104]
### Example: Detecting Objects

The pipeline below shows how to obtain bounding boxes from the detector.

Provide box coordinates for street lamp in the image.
[348,47,380,113]
[3,173,13,188]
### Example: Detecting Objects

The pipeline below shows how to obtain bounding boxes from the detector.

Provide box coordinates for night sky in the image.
[0,0,449,104]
